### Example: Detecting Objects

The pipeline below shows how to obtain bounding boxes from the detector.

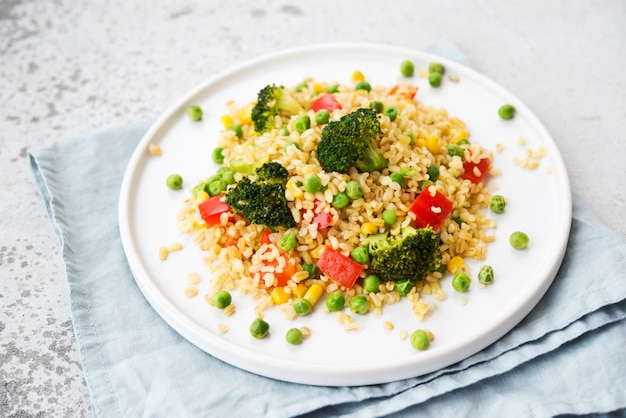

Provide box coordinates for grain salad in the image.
[176,69,497,326]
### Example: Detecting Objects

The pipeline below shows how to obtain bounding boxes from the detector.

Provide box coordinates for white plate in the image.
[119,43,571,386]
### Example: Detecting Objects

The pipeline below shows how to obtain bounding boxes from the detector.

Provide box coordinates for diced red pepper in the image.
[260,228,272,245]
[198,194,232,226]
[387,84,418,100]
[309,94,342,113]
[462,158,491,184]
[409,187,453,230]
[312,211,333,231]
[317,247,364,288]
[263,256,297,287]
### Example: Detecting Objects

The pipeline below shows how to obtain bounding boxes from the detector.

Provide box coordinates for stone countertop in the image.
[1,1,625,416]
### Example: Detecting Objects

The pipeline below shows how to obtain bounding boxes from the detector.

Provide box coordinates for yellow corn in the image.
[453,130,468,143]
[310,245,325,259]
[303,283,324,306]
[239,104,253,124]
[351,70,365,83]
[447,256,465,274]
[286,180,303,199]
[360,222,378,235]
[221,115,234,129]
[195,190,209,204]
[312,82,324,93]
[270,287,290,305]
[294,284,308,298]
[425,135,442,154]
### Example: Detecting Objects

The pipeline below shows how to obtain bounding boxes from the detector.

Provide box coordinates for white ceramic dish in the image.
[119,43,571,386]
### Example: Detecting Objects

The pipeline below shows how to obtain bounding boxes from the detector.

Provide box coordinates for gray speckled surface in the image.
[1,1,625,416]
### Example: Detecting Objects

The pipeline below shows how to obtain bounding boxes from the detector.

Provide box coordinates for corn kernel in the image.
[286,180,304,199]
[239,104,253,124]
[453,130,468,143]
[270,287,290,304]
[360,222,378,235]
[312,82,324,93]
[351,70,365,83]
[447,256,465,274]
[195,190,209,204]
[159,246,169,261]
[303,283,324,306]
[184,287,198,298]
[425,135,441,154]
[294,284,308,298]
[148,143,162,156]
[221,115,234,129]
[310,245,325,259]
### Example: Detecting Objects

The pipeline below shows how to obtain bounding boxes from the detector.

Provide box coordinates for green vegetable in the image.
[384,106,399,121]
[382,209,397,226]
[315,109,330,124]
[225,162,295,229]
[369,100,384,113]
[427,164,440,181]
[328,84,340,93]
[366,226,442,282]
[345,181,363,200]
[350,246,370,264]
[303,173,322,193]
[498,104,516,120]
[428,62,445,75]
[489,195,506,213]
[316,108,387,173]
[355,81,371,92]
[284,141,299,153]
[251,84,304,134]
[278,231,297,251]
[187,105,203,121]
[325,291,345,312]
[295,81,308,92]
[510,231,529,249]
[212,290,232,309]
[250,317,270,339]
[403,131,415,145]
[285,328,303,345]
[349,295,369,315]
[420,180,434,190]
[229,158,259,175]
[396,278,414,296]
[207,179,226,196]
[452,272,471,292]
[302,262,318,279]
[294,114,311,133]
[400,60,415,77]
[428,71,443,87]
[410,329,430,350]
[228,123,243,138]
[212,147,225,164]
[331,192,349,209]
[399,166,414,179]
[363,274,381,293]
[279,127,291,136]
[390,172,404,186]
[166,174,183,190]
[293,297,313,316]
[447,143,464,158]
[217,167,235,185]
[478,265,494,285]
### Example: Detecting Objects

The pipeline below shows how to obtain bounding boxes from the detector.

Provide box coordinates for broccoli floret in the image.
[251,84,304,134]
[225,162,295,230]
[316,107,387,173]
[367,226,441,283]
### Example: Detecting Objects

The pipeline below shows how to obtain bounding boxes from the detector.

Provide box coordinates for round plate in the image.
[118,43,571,386]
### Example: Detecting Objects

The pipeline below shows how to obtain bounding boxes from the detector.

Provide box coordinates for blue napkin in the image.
[29,40,626,417]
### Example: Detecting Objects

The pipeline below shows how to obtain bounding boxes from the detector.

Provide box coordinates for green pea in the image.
[384,106,399,121]
[207,179,226,196]
[410,329,430,350]
[285,327,303,345]
[400,60,415,77]
[302,262,318,279]
[355,81,371,92]
[293,297,313,316]
[328,84,340,93]
[489,195,506,213]
[428,71,443,87]
[217,167,236,185]
[420,180,434,191]
[228,123,243,138]
[250,317,270,339]
[187,105,203,121]
[345,181,363,200]
[303,173,322,193]
[325,291,345,312]
[332,192,349,209]
[382,209,397,226]
[349,295,369,315]
[390,172,404,186]
[212,290,232,309]
[427,164,440,181]
[363,274,380,293]
[279,127,291,136]
[403,131,415,145]
[447,143,464,158]
[396,279,414,296]
[192,182,207,199]
[452,272,471,292]
[295,81,308,92]
[350,246,370,264]
[166,174,183,190]
[212,147,225,164]
[478,265,494,285]
[510,231,529,250]
[428,62,445,75]
[498,104,516,120]
[294,114,311,133]
[399,166,414,179]
[315,109,330,124]
[370,100,384,113]
[457,139,470,146]
[284,141,300,153]
[278,231,297,251]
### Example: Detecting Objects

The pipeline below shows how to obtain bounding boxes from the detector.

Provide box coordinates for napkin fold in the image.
[29,40,626,417]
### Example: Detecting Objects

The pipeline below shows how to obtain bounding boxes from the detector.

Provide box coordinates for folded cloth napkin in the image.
[29,39,626,418]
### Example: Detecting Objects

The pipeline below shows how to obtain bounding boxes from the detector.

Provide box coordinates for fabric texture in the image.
[29,39,626,417]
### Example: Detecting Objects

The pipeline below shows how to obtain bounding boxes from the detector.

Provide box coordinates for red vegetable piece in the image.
[409,187,453,230]
[317,247,364,288]
[309,94,342,113]
[198,194,232,226]
[261,228,272,245]
[462,157,491,184]
[313,211,333,231]
[263,256,297,287]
